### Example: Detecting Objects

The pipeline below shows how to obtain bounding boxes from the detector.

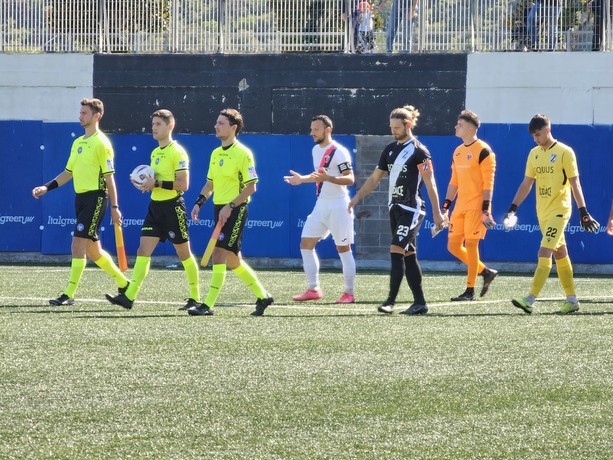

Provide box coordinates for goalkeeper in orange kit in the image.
[441,110,498,301]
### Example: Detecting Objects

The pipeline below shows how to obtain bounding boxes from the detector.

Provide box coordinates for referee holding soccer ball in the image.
[106,109,201,311]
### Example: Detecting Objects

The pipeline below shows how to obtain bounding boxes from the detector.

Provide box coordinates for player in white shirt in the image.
[284,115,357,303]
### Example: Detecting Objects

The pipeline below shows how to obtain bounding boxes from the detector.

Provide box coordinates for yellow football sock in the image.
[64,258,86,298]
[232,261,267,299]
[204,264,226,308]
[181,255,200,302]
[93,249,129,289]
[530,257,552,298]
[555,255,576,297]
[126,256,151,301]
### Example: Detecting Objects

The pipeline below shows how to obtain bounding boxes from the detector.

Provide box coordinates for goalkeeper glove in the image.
[503,204,518,229]
[579,207,599,233]
[481,211,496,229]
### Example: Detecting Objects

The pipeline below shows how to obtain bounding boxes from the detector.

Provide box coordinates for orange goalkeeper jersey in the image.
[449,139,496,212]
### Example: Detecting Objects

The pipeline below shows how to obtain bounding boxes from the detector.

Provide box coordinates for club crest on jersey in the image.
[155,158,160,165]
[219,159,224,166]
[77,147,83,154]
[550,154,557,163]
[467,153,472,160]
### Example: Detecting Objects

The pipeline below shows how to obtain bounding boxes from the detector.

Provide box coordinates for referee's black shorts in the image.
[141,195,190,244]
[74,190,107,241]
[215,203,248,255]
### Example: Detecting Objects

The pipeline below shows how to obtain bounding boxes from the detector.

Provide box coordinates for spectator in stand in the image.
[355,1,375,53]
[379,0,419,53]
[590,0,612,51]
[527,0,563,51]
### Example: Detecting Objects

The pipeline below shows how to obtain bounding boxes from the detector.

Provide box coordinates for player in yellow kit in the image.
[442,110,499,301]
[189,108,273,317]
[505,114,599,314]
[106,109,201,310]
[32,98,129,306]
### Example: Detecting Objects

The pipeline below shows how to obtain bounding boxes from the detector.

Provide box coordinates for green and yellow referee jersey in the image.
[206,141,259,205]
[65,131,114,194]
[150,141,189,201]
[525,140,579,218]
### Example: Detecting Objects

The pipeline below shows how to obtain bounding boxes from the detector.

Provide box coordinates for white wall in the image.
[466,52,613,125]
[0,54,93,122]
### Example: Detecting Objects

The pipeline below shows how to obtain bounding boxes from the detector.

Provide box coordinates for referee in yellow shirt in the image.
[106,109,201,310]
[189,108,273,316]
[32,98,130,305]
[505,114,599,314]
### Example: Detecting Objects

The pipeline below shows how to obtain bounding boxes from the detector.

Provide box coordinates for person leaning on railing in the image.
[378,0,419,53]
[527,0,563,51]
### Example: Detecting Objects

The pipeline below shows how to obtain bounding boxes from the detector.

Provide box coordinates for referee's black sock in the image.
[388,253,404,304]
[404,253,426,305]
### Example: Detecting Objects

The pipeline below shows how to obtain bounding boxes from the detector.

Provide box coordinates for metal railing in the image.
[1,0,610,53]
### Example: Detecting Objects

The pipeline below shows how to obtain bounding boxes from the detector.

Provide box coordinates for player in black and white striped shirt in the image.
[349,105,445,315]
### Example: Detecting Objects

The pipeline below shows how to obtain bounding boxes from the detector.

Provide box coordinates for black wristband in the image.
[578,206,589,217]
[44,180,59,191]
[161,181,174,190]
[442,199,452,211]
[508,204,518,213]
[482,200,491,212]
[195,194,207,207]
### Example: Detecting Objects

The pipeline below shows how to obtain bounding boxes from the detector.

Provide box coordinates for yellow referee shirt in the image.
[525,140,579,219]
[65,131,114,194]
[150,141,189,201]
[206,141,258,205]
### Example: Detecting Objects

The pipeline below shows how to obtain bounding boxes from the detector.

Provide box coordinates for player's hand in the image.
[503,211,518,229]
[579,207,599,233]
[140,176,155,192]
[219,205,232,226]
[32,185,48,198]
[310,168,328,182]
[283,170,303,186]
[481,211,496,229]
[110,207,122,226]
[191,204,201,221]
[433,211,445,230]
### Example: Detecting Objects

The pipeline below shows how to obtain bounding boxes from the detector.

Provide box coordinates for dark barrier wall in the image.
[2,120,612,263]
[93,54,467,136]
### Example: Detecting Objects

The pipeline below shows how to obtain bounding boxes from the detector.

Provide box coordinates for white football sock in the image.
[300,248,320,290]
[339,250,356,295]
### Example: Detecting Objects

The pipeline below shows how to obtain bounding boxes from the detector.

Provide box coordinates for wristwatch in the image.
[229,202,236,209]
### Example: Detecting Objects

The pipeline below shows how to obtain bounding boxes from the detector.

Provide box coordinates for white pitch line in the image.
[2,295,612,313]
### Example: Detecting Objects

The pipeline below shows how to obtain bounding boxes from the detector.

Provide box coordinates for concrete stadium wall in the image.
[1,52,612,270]
[0,54,93,122]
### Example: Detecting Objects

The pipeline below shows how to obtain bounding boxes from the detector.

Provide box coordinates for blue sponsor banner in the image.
[2,121,611,263]
[0,121,44,251]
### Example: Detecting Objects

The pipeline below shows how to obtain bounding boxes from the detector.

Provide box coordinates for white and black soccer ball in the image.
[130,164,155,189]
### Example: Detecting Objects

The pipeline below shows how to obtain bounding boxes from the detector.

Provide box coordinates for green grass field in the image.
[1,264,611,459]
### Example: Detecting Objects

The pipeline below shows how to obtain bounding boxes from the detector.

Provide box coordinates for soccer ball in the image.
[130,164,155,189]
